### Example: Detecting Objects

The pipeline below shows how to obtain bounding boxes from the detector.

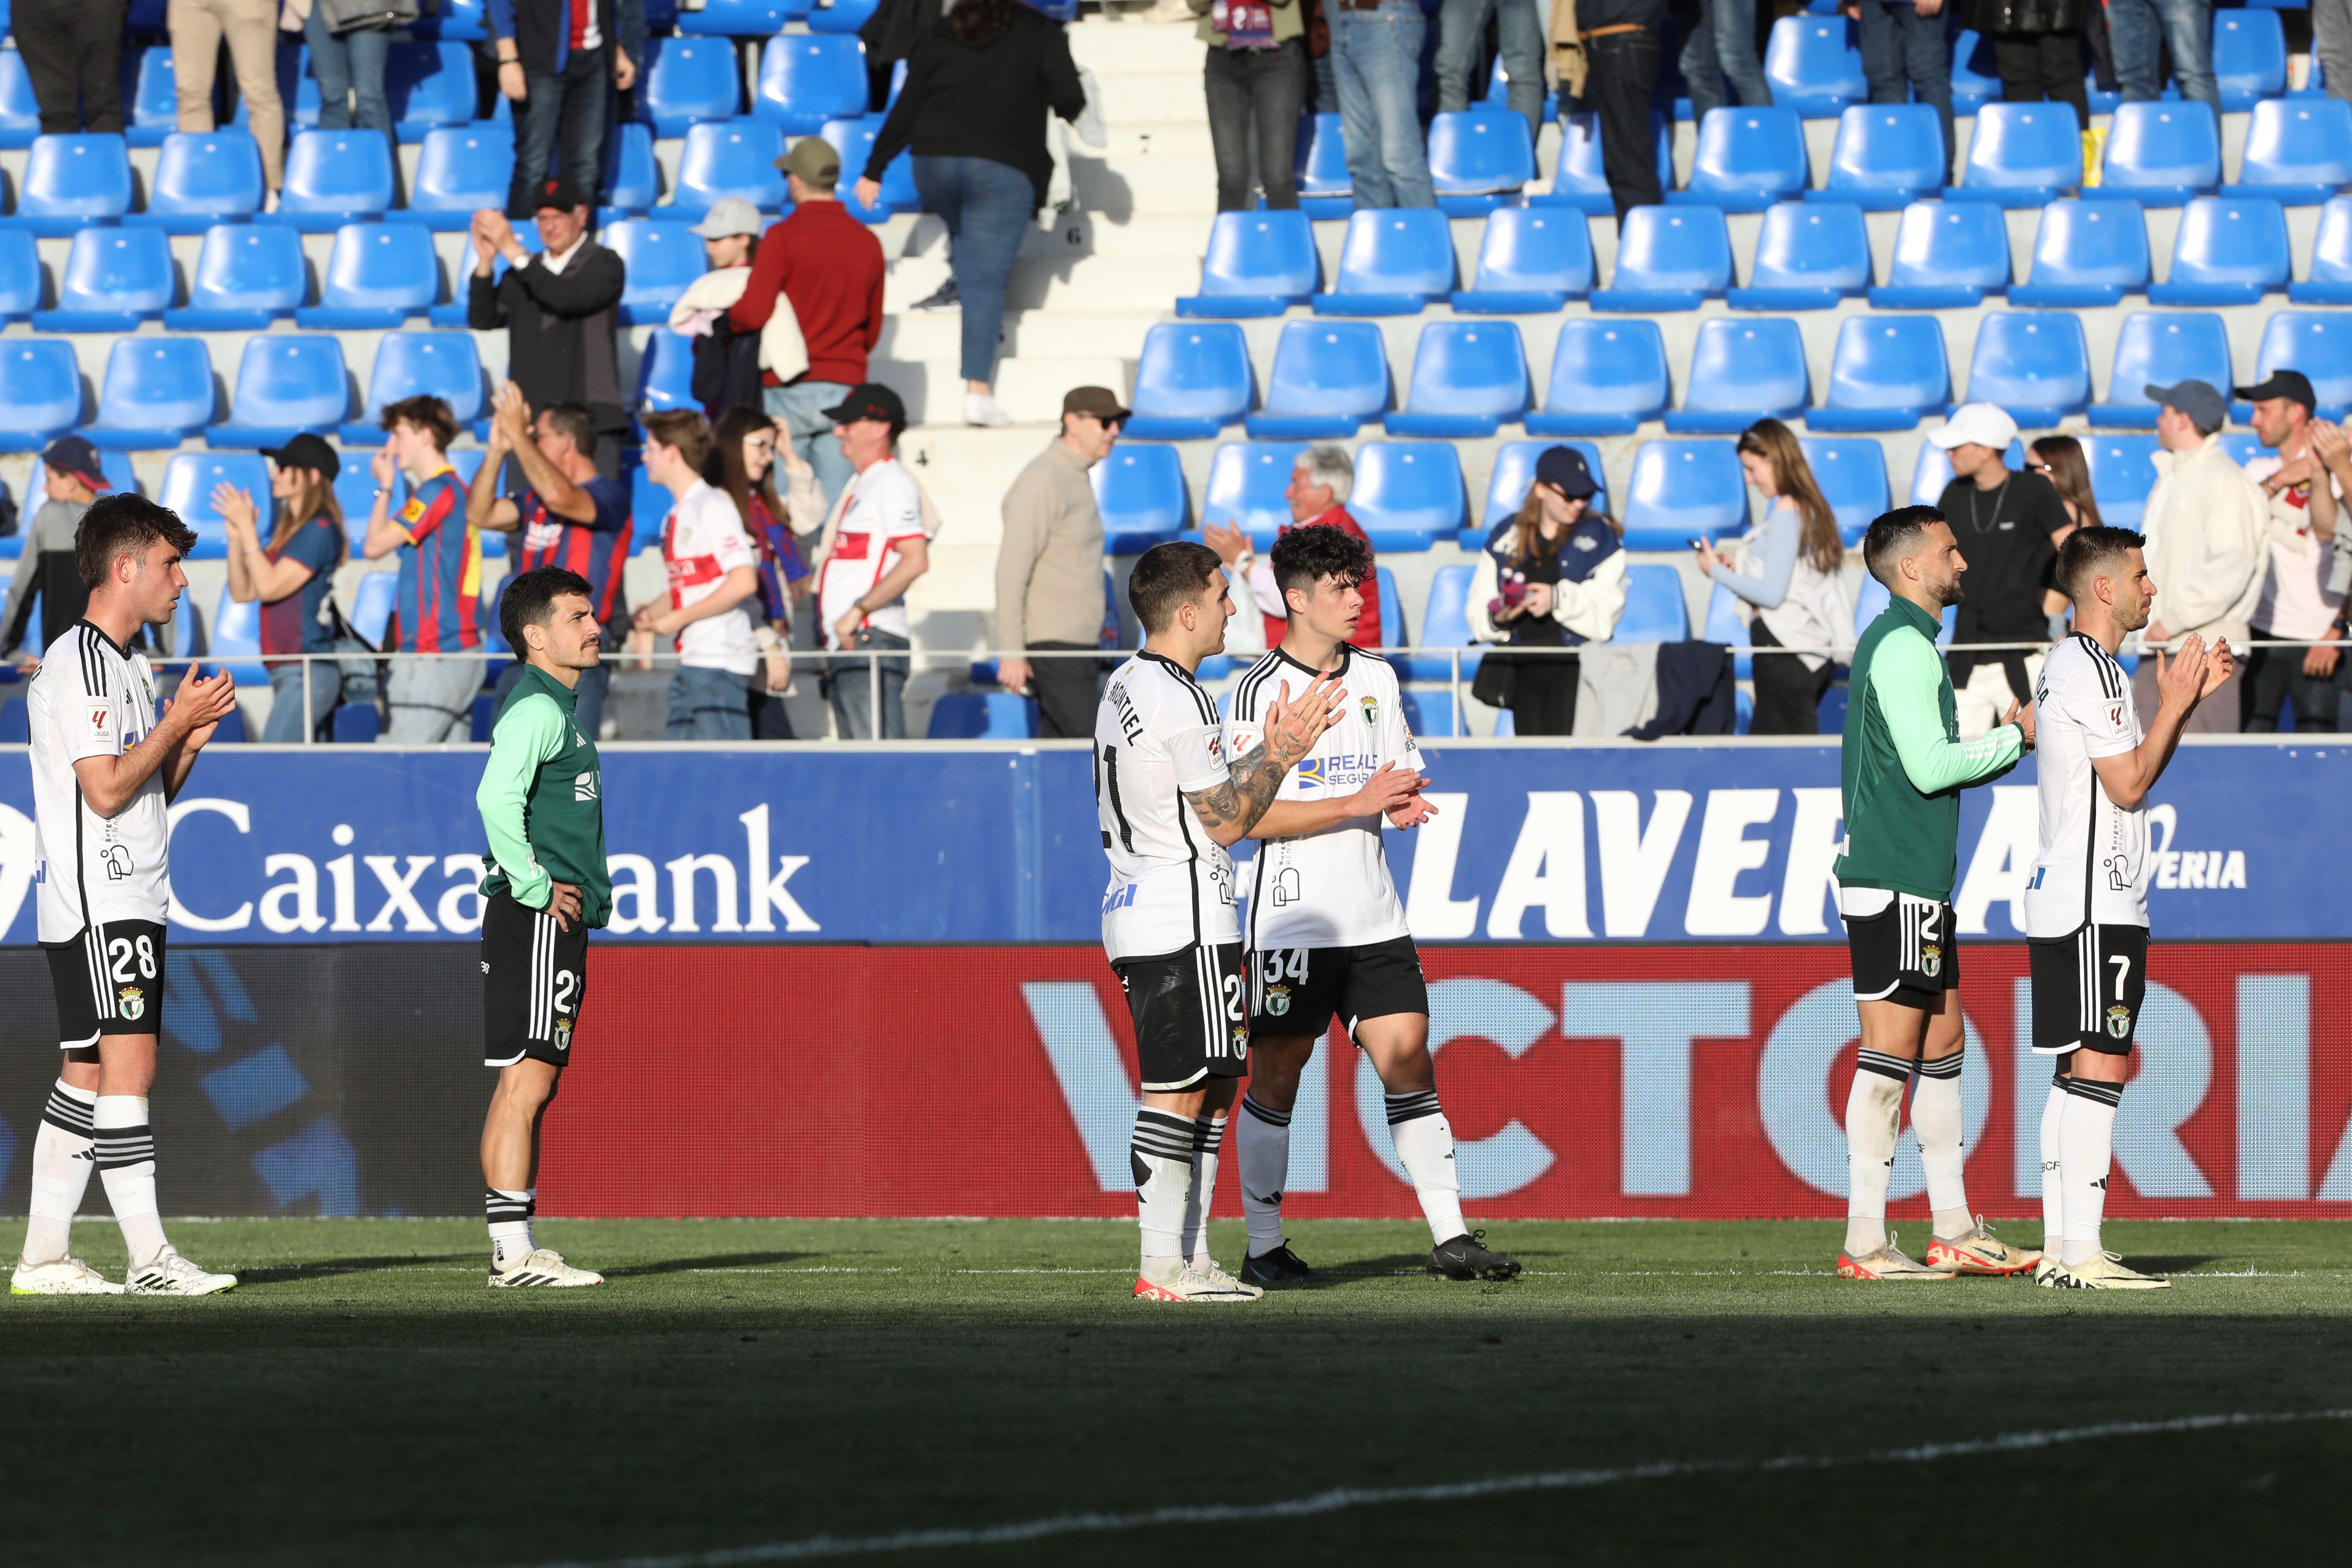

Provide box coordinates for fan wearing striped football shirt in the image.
[362,395,488,743]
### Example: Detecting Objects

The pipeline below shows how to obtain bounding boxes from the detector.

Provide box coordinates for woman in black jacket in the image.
[858,0,1086,428]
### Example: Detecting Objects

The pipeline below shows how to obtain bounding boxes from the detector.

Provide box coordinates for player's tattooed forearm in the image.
[1185,740,1286,836]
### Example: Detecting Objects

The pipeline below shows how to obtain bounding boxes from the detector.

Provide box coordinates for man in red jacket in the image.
[729,137,887,509]
[1204,445,1384,652]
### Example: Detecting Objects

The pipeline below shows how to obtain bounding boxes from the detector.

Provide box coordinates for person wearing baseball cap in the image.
[2,437,113,665]
[2236,369,2349,731]
[1926,403,2076,737]
[219,433,350,741]
[690,198,764,268]
[2131,380,2269,732]
[812,381,930,737]
[1461,444,1628,735]
[468,175,630,476]
[995,387,1130,737]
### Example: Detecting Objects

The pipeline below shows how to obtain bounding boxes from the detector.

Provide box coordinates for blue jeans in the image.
[506,45,610,218]
[1679,0,1774,122]
[264,660,341,743]
[827,628,909,740]
[1856,0,1953,173]
[2107,0,2219,117]
[303,8,391,139]
[765,379,854,513]
[911,155,1033,385]
[1435,0,1545,149]
[666,664,753,741]
[1332,2,1436,209]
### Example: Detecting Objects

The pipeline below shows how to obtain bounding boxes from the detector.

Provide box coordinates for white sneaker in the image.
[1132,1261,1260,1302]
[2054,1251,2171,1290]
[964,393,1012,427]
[12,1256,125,1296]
[488,1248,605,1288]
[1835,1232,1956,1281]
[124,1246,237,1296]
[1186,1258,1266,1300]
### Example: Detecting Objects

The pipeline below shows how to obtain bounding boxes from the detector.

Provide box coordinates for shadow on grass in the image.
[602,1252,819,1278]
[237,1253,482,1284]
[2135,1256,2226,1275]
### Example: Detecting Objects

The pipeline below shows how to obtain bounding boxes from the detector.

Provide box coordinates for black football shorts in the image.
[1246,936,1429,1039]
[1845,894,1959,1012]
[44,920,169,1055]
[2030,923,2149,1058]
[1114,942,1248,1093]
[482,891,590,1069]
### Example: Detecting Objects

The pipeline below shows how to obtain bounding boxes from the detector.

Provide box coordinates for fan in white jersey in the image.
[1223,525,1523,1286]
[2027,527,2230,1290]
[14,496,241,1298]
[1096,542,1342,1304]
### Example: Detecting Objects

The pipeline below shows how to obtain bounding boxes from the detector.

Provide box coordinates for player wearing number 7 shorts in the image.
[2026,528,2231,1289]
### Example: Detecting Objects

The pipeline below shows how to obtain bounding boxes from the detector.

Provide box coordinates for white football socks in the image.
[1131,1108,1196,1272]
[22,1079,97,1266]
[2060,1076,2123,1266]
[1912,1053,1973,1240]
[486,1187,534,1268]
[1843,1051,1910,1257]
[93,1094,166,1269]
[1235,1095,1292,1260]
[2040,1069,2070,1260]
[1181,1115,1225,1269]
[1385,1090,1465,1246]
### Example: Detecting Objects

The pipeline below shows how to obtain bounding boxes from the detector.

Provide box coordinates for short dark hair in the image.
[76,494,197,588]
[1270,522,1371,612]
[380,394,458,452]
[2056,525,2147,603]
[643,409,712,471]
[1861,505,1947,589]
[1127,541,1224,635]
[500,566,597,653]
[537,402,598,461]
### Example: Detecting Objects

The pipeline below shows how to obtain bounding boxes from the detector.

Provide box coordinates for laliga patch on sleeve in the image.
[84,701,113,735]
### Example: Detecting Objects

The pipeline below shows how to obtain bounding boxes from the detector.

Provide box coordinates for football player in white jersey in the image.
[2027,526,2230,1290]
[14,496,241,1296]
[1097,542,1341,1303]
[1227,526,1523,1286]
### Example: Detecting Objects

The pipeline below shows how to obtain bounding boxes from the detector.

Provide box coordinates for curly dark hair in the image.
[950,0,1020,42]
[1270,522,1372,610]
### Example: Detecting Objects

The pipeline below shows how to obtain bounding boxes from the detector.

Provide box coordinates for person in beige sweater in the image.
[2135,379,2266,732]
[996,386,1122,738]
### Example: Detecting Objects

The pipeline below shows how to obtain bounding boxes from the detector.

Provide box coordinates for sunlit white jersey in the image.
[1096,652,1239,962]
[1225,643,1420,950]
[26,622,172,940]
[2026,634,2149,935]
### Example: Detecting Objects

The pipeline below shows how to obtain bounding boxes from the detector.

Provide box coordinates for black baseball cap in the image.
[1535,445,1598,500]
[534,175,589,213]
[822,382,907,431]
[260,431,341,482]
[2235,369,2317,413]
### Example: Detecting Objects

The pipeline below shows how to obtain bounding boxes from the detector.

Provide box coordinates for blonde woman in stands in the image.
[2027,434,2096,634]
[1695,419,1854,735]
[1467,446,1626,735]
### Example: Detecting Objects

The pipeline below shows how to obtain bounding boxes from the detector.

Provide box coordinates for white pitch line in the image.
[516,1408,2352,1568]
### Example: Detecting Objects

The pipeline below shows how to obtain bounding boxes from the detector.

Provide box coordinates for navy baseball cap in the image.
[2146,379,2227,434]
[1535,445,1598,500]
[40,435,110,490]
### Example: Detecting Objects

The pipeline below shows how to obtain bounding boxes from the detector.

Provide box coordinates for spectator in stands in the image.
[361,395,487,743]
[810,384,930,739]
[2320,3,2352,111]
[1680,0,1773,122]
[709,405,813,739]
[737,138,888,509]
[1204,445,1384,653]
[1976,0,2094,175]
[170,0,288,202]
[469,179,630,477]
[2235,371,2344,733]
[219,435,346,743]
[1435,0,1544,149]
[1191,0,1311,211]
[298,0,394,143]
[1571,0,1667,218]
[1467,446,1627,735]
[861,0,1086,429]
[632,411,761,741]
[2106,0,2219,120]
[1329,0,1438,211]
[490,0,643,221]
[1849,0,1955,175]
[16,0,127,134]
[2,437,109,668]
[2025,434,2096,632]
[1930,401,2073,737]
[2136,378,2265,732]
[996,386,1121,740]
[469,384,633,740]
[667,199,769,418]
[1696,420,1855,735]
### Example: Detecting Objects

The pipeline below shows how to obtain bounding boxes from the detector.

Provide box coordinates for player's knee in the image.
[1374,1047,1437,1096]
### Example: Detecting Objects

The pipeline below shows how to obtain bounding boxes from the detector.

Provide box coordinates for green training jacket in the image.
[1835,596,2024,901]
[477,663,613,928]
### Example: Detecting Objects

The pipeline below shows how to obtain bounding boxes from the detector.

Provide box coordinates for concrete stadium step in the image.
[880,310,1163,363]
[871,355,1130,426]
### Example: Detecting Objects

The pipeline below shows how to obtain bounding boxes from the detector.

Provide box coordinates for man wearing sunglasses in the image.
[996,386,1127,738]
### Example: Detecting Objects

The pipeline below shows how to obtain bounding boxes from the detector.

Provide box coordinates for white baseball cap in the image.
[1927,402,2020,452]
[690,198,765,241]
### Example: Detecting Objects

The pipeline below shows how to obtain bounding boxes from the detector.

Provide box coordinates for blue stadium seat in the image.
[1451,207,1593,312]
[1909,435,2025,504]
[335,466,401,553]
[2149,196,2290,306]
[1293,112,1353,220]
[0,46,41,150]
[1126,323,1254,440]
[1481,439,1610,531]
[1177,210,1319,317]
[1395,564,1483,684]
[673,119,790,216]
[209,586,268,686]
[754,34,868,133]
[635,328,699,418]
[2010,198,2151,307]
[1964,312,2091,425]
[1809,314,1952,431]
[600,123,661,222]
[415,0,489,38]
[386,41,475,141]
[1622,439,1748,549]
[1815,103,1947,210]
[1670,106,1809,211]
[2212,9,2288,111]
[1388,322,1530,438]
[1666,318,1809,434]
[32,228,175,331]
[1593,205,1732,312]
[209,335,349,448]
[1955,102,2082,206]
[2078,434,2163,525]
[2247,313,2352,419]
[128,129,264,232]
[296,223,440,328]
[608,220,707,326]
[165,224,307,330]
[1426,110,1536,215]
[159,453,269,561]
[639,36,744,137]
[87,338,215,449]
[1869,199,2011,308]
[2290,195,2352,304]
[1726,200,1871,309]
[1201,441,1308,541]
[1312,209,1457,315]
[2229,98,2352,205]
[1762,16,1866,117]
[348,570,398,651]
[343,332,485,446]
[1245,321,1390,439]
[1347,443,1466,551]
[1538,109,1672,217]
[1704,582,1756,680]
[1092,443,1189,552]
[821,115,917,222]
[807,0,881,31]
[268,129,396,231]
[3,135,134,236]
[2101,102,2220,206]
[1797,437,1891,543]
[1617,564,1693,643]
[398,124,517,230]
[1526,319,1670,436]
[684,0,808,34]
[927,692,1039,740]
[123,48,182,147]
[0,340,84,451]
[0,231,38,322]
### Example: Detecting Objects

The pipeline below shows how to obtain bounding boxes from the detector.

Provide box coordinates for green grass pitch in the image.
[5,1217,2350,1565]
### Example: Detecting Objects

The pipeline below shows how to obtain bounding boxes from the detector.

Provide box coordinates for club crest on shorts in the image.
[555,1014,574,1051]
[2107,1003,2131,1039]
[1264,982,1291,1017]
[1920,944,1941,978]
[116,984,145,1021]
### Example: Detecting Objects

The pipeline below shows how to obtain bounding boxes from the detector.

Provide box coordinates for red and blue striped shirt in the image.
[389,469,482,652]
[514,475,632,625]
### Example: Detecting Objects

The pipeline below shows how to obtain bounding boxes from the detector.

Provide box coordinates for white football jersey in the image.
[1225,643,1421,950]
[2026,634,2149,936]
[1096,652,1239,962]
[26,622,173,941]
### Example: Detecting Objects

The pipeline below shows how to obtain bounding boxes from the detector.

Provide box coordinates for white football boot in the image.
[1837,1232,1957,1281]
[2054,1252,2171,1290]
[1132,1261,1261,1302]
[488,1249,605,1288]
[124,1247,237,1296]
[12,1256,126,1296]
[1185,1258,1266,1300]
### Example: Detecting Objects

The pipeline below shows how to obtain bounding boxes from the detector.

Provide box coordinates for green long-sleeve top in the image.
[1834,596,2024,901]
[477,664,613,928]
